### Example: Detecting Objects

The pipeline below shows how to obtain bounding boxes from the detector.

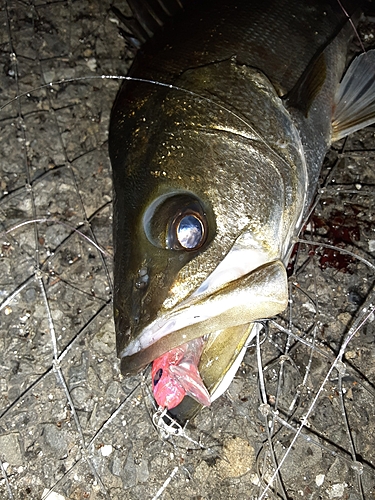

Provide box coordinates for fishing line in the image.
[0,73,303,180]
[258,301,375,499]
[336,0,366,53]
[297,239,375,271]
[1,217,112,259]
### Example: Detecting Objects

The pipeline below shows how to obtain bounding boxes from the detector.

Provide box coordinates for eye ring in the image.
[143,192,213,251]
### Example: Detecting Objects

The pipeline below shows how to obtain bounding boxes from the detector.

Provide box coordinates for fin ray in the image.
[332,49,375,141]
[112,0,186,47]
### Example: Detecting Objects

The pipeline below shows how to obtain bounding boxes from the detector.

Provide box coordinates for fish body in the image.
[109,0,375,419]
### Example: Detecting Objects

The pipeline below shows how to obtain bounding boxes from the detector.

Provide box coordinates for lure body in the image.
[151,337,211,410]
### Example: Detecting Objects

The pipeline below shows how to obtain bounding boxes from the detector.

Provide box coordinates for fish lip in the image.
[119,259,288,374]
[119,314,200,359]
[120,240,283,360]
[118,331,142,359]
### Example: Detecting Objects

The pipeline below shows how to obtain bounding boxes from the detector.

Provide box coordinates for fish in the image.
[108,0,375,420]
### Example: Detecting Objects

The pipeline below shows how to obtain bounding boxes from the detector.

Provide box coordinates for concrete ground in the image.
[0,1,374,498]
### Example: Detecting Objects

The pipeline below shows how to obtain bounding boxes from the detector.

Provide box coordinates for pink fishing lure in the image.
[151,337,211,410]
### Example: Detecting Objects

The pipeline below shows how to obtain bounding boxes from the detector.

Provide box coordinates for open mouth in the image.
[120,259,288,378]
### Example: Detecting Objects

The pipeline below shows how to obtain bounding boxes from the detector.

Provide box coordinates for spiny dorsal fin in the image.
[112,0,187,48]
[285,51,327,117]
[332,49,375,141]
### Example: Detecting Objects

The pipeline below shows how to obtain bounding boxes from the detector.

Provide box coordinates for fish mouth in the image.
[119,259,288,377]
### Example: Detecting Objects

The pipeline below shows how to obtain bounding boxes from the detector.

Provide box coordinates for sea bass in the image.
[109,0,375,420]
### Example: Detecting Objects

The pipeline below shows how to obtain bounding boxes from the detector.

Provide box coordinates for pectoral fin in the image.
[170,363,211,407]
[332,49,375,141]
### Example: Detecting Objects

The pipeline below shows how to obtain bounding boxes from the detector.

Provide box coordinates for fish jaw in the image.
[123,245,288,412]
[151,338,211,410]
[120,259,288,375]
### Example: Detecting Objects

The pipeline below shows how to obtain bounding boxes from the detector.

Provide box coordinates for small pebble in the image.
[41,490,65,500]
[100,444,113,457]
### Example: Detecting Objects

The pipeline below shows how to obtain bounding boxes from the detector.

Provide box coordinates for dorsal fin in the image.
[111,0,187,48]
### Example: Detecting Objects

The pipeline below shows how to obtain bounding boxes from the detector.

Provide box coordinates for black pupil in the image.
[176,214,204,249]
[153,368,163,386]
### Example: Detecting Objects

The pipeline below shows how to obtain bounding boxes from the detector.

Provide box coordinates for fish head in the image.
[110,82,219,359]
[109,64,307,416]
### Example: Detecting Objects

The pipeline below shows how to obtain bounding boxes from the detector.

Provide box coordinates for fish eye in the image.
[170,213,205,250]
[143,192,213,252]
[177,214,205,249]
[153,368,163,386]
